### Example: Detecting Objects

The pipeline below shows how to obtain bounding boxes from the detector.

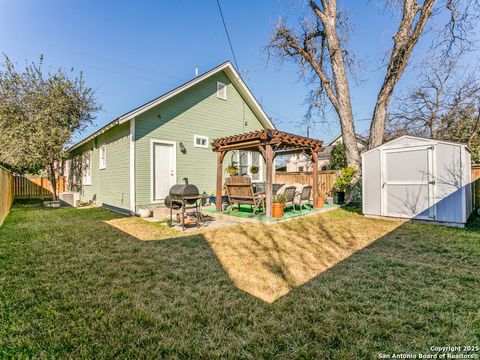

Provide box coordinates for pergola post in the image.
[216,151,225,212]
[265,144,274,218]
[311,151,319,208]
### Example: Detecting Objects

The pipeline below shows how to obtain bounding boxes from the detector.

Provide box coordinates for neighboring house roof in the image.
[327,133,368,147]
[287,133,367,162]
[68,61,275,152]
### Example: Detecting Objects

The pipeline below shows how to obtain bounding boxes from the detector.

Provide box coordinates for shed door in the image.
[382,146,435,220]
[153,142,176,201]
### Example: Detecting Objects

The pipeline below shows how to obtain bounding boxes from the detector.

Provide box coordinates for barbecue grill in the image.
[165,184,206,230]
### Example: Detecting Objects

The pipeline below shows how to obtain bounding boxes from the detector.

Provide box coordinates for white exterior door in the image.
[153,142,176,201]
[382,146,435,220]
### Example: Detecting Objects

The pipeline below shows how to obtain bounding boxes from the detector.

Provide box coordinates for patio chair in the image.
[282,186,297,211]
[224,176,265,214]
[295,185,312,210]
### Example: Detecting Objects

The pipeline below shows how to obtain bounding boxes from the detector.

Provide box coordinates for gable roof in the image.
[327,133,368,147]
[68,61,275,152]
[361,135,471,156]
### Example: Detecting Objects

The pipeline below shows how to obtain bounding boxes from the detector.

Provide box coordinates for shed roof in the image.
[362,135,471,157]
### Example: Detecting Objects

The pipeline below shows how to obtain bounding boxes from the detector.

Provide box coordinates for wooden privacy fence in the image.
[275,170,339,196]
[14,176,66,199]
[471,165,480,209]
[0,166,14,226]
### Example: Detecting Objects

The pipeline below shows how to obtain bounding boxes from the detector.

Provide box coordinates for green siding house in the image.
[68,62,274,214]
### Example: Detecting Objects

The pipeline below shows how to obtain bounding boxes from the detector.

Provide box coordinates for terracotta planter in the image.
[272,203,285,218]
[316,196,325,208]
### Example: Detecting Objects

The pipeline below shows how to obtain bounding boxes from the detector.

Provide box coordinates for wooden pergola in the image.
[211,129,325,218]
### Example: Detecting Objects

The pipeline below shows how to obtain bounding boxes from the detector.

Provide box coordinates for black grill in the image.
[164,195,182,210]
[169,184,199,199]
[165,183,206,231]
[164,184,200,209]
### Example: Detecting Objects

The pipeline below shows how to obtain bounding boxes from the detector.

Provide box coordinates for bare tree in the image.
[388,59,480,160]
[268,1,361,169]
[267,0,479,170]
[368,0,435,148]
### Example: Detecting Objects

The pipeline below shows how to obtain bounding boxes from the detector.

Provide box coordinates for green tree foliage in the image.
[329,143,347,170]
[333,167,358,192]
[0,55,101,198]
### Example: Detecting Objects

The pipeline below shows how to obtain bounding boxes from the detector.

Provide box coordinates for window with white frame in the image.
[216,81,227,100]
[99,144,106,169]
[236,150,263,182]
[194,135,209,148]
[83,151,92,185]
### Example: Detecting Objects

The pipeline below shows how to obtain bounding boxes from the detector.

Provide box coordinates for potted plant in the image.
[316,193,325,208]
[210,191,228,206]
[250,165,259,174]
[272,194,287,218]
[225,162,239,176]
[333,166,358,204]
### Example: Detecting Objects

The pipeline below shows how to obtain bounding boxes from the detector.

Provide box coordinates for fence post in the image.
[0,166,14,226]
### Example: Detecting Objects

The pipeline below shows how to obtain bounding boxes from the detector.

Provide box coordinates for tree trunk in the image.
[315,4,361,169]
[368,0,435,149]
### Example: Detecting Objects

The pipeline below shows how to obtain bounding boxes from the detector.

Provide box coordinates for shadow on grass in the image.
[105,205,404,303]
[104,203,480,303]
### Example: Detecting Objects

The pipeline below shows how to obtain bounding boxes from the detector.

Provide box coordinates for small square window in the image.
[217,81,227,100]
[99,144,106,169]
[194,135,209,148]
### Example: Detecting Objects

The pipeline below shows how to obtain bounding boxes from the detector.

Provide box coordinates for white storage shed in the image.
[362,135,472,226]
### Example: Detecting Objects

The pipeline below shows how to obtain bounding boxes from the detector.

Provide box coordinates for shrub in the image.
[330,143,347,170]
[334,167,358,192]
[273,194,287,203]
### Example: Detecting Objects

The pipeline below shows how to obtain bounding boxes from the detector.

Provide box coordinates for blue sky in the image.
[0,0,476,144]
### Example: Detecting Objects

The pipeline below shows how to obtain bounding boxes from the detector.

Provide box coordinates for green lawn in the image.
[0,202,479,358]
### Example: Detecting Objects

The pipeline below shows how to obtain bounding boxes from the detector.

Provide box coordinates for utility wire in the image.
[216,0,239,70]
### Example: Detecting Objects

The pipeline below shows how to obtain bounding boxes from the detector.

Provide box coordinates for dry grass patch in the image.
[105,217,180,241]
[203,210,404,302]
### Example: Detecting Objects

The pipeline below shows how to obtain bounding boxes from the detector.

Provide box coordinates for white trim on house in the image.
[193,135,209,148]
[129,118,136,214]
[99,144,107,170]
[150,139,177,204]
